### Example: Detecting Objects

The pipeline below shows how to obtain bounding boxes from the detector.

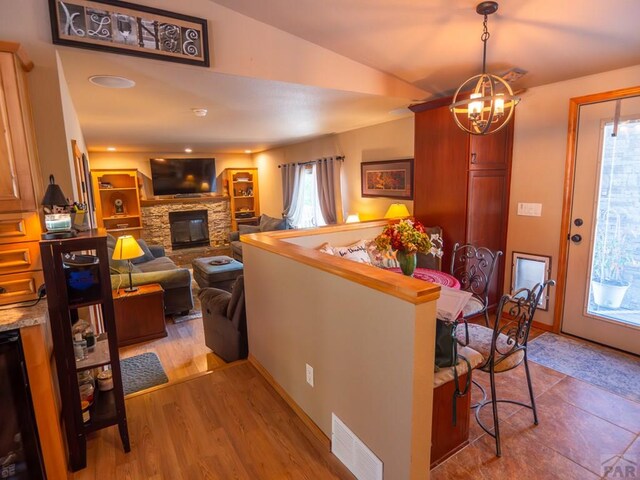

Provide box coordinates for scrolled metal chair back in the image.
[450,243,502,304]
[490,280,556,366]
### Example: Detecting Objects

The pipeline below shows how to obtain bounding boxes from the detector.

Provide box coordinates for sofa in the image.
[229,214,287,262]
[107,234,194,315]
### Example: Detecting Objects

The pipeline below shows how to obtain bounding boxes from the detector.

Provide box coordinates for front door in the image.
[562,92,640,355]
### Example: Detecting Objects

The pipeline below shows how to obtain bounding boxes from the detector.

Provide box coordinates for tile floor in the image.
[431,359,640,479]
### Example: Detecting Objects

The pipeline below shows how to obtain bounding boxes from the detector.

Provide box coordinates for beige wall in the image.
[506,64,640,326]
[89,151,253,199]
[254,116,415,220]
[243,236,435,479]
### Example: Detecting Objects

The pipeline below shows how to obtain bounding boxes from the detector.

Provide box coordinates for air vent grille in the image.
[331,414,383,480]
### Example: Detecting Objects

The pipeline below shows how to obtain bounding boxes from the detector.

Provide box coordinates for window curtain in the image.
[281,162,300,226]
[288,164,326,229]
[316,157,341,224]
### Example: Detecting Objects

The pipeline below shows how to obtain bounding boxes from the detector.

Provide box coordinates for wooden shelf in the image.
[105,226,143,233]
[102,215,140,221]
[225,168,259,232]
[233,180,253,183]
[68,298,105,309]
[83,389,118,433]
[99,187,137,192]
[75,338,111,371]
[92,170,143,239]
[234,195,254,199]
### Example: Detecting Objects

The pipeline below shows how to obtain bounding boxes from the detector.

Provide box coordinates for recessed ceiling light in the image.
[192,108,208,117]
[106,146,117,152]
[88,75,136,89]
[184,148,193,153]
[244,150,252,154]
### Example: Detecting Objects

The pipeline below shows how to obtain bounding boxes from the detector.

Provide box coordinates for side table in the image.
[112,283,167,347]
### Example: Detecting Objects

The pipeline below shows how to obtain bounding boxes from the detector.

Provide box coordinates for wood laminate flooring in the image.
[73,362,354,480]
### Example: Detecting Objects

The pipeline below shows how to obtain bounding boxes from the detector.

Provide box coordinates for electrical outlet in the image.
[306,363,314,387]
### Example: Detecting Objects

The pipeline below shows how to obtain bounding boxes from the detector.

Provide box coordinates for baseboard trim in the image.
[248,354,331,449]
[532,321,554,332]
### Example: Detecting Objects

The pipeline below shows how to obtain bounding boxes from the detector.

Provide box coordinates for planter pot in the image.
[591,280,630,309]
[397,251,417,277]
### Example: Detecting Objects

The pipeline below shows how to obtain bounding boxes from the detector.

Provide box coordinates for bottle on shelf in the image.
[73,333,88,361]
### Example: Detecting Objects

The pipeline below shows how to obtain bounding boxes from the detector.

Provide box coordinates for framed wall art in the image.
[361,159,414,199]
[48,0,210,67]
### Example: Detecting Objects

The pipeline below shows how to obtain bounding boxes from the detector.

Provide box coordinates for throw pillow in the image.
[131,239,156,265]
[259,214,286,232]
[365,240,399,268]
[317,242,335,255]
[333,240,372,265]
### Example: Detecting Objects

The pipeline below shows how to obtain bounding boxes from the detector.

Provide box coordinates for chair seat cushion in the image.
[457,323,524,373]
[462,297,485,318]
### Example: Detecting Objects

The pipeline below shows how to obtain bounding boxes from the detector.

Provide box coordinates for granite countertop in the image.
[0,299,48,332]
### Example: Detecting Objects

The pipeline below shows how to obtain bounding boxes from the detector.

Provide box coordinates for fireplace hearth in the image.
[169,210,210,250]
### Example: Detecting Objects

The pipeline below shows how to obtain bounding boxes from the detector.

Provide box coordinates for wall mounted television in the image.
[149,158,216,196]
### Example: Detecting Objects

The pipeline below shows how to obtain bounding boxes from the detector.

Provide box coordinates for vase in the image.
[397,250,417,277]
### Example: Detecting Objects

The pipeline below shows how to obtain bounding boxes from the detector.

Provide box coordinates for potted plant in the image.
[590,220,631,309]
[374,219,442,276]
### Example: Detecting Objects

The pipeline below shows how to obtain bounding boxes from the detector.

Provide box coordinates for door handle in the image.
[570,234,582,243]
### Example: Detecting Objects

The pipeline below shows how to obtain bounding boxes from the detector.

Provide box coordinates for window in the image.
[289,164,326,229]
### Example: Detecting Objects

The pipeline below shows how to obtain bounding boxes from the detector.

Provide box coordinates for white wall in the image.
[506,64,640,326]
[254,116,415,220]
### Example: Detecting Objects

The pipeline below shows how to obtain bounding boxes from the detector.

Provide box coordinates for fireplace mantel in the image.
[140,195,228,207]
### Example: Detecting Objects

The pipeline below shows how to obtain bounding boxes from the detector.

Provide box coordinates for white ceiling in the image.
[59,0,640,153]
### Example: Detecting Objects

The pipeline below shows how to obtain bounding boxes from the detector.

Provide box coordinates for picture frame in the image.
[48,0,210,67]
[361,159,414,199]
[511,251,552,310]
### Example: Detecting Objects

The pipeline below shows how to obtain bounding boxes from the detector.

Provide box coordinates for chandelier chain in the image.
[481,14,490,74]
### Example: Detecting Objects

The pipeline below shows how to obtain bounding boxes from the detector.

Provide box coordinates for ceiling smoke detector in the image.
[88,75,135,89]
[192,108,208,117]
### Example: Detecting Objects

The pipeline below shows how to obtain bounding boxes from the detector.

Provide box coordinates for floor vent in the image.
[331,413,383,480]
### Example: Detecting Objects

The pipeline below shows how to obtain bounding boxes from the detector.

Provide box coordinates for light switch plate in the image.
[517,202,542,217]
[306,363,314,387]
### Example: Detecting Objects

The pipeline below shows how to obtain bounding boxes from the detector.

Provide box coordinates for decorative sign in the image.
[361,159,414,199]
[49,0,210,67]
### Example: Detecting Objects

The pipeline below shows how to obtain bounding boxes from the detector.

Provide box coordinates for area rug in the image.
[172,270,203,324]
[528,332,640,402]
[121,352,169,395]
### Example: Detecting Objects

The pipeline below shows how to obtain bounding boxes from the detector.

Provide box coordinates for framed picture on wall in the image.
[361,159,413,199]
[48,0,210,67]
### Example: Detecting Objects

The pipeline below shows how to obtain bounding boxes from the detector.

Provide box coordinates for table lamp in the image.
[345,213,361,223]
[41,175,75,239]
[384,203,410,219]
[112,235,144,292]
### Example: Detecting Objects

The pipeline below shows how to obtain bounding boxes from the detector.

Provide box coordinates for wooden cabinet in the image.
[113,283,166,347]
[0,44,42,306]
[223,168,260,231]
[90,169,143,239]
[411,99,513,308]
[40,230,130,471]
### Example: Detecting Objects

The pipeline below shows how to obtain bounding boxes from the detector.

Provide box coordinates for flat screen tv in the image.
[150,158,216,196]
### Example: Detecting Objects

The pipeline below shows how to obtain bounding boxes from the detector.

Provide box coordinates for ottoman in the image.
[192,256,244,292]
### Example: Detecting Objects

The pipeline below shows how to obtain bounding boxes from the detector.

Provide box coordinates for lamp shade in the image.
[345,213,361,223]
[384,203,410,218]
[41,175,67,206]
[112,235,144,261]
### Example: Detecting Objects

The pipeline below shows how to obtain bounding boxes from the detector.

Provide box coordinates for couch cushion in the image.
[458,323,524,373]
[259,214,286,232]
[136,257,178,273]
[238,225,261,235]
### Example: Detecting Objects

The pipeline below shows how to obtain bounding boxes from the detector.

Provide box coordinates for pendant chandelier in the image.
[450,1,519,135]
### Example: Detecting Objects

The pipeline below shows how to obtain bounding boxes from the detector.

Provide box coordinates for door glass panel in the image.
[588,117,640,325]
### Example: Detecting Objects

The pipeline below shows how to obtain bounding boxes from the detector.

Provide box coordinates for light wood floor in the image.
[72,362,354,480]
[119,310,225,384]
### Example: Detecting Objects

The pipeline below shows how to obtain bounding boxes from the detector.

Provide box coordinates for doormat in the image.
[528,332,640,402]
[121,352,168,395]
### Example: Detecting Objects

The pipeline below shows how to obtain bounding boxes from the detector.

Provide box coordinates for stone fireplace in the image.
[140,197,231,254]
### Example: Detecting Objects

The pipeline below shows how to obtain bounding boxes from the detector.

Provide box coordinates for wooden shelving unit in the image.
[40,230,130,471]
[90,169,143,239]
[223,168,260,231]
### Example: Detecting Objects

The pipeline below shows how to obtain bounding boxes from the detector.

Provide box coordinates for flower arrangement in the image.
[375,219,443,256]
